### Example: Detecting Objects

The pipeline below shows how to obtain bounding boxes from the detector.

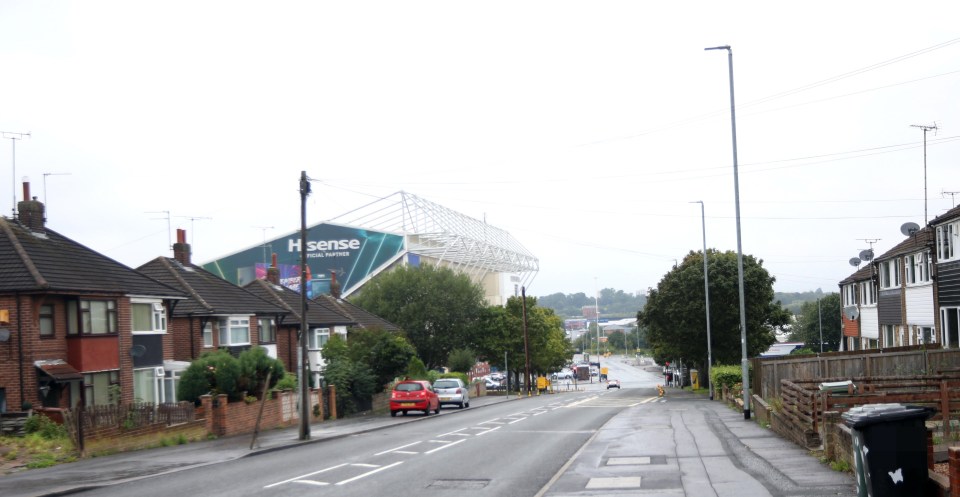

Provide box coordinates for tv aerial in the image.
[900,222,921,237]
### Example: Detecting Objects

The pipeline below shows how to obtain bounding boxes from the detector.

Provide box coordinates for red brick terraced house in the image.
[0,187,187,413]
[136,230,290,399]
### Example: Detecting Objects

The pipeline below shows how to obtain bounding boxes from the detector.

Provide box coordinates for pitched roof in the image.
[839,265,874,285]
[137,257,288,317]
[873,227,935,262]
[314,294,402,332]
[0,217,185,297]
[929,204,960,226]
[243,279,355,327]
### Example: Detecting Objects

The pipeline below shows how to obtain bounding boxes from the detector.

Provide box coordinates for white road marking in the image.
[437,428,466,437]
[336,462,404,485]
[508,417,527,424]
[293,480,330,486]
[375,441,422,455]
[424,438,466,454]
[475,426,501,436]
[264,463,349,488]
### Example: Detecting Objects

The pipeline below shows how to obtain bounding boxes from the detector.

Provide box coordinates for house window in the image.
[259,317,276,343]
[919,326,935,344]
[882,325,896,347]
[67,299,117,335]
[843,284,857,306]
[203,322,213,348]
[857,281,876,306]
[39,304,54,337]
[866,338,878,349]
[879,259,901,289]
[308,328,330,350]
[218,317,250,346]
[132,302,166,333]
[905,252,931,285]
[938,222,957,262]
[133,368,165,404]
[84,370,119,407]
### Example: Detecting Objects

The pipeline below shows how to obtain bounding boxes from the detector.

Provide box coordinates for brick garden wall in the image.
[201,388,329,437]
[81,419,208,456]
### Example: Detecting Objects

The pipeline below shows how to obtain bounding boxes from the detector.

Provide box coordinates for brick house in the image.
[243,256,402,386]
[0,185,186,412]
[136,229,290,399]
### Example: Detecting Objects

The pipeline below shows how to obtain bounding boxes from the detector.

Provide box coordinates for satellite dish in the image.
[129,344,147,358]
[843,306,860,321]
[859,249,874,262]
[901,222,921,236]
[849,257,861,267]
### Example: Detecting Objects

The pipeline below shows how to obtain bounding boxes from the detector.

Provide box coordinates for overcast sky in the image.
[2,2,958,298]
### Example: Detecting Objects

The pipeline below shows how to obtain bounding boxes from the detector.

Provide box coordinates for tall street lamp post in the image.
[691,200,713,400]
[706,44,751,419]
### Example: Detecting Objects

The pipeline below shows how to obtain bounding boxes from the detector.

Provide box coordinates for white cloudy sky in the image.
[1,1,958,298]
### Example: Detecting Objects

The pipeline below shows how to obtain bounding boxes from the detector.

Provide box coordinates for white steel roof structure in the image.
[328,191,539,288]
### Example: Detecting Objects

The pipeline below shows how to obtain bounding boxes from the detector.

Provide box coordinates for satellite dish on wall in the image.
[849,257,861,267]
[901,222,921,236]
[843,306,860,321]
[859,249,874,262]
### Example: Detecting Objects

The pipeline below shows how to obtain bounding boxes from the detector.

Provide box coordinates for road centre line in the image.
[508,417,527,424]
[475,426,501,436]
[533,410,548,416]
[264,463,349,488]
[375,441,422,456]
[336,461,404,485]
[424,439,466,454]
[292,480,329,486]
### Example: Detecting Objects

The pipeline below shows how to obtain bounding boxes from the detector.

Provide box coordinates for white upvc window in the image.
[307,328,331,350]
[879,258,901,289]
[905,251,931,285]
[843,284,857,306]
[131,300,166,334]
[202,322,213,348]
[882,325,896,347]
[938,221,958,262]
[218,317,251,346]
[858,280,876,305]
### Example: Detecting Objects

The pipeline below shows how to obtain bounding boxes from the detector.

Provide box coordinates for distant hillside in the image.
[775,289,828,315]
[536,289,646,319]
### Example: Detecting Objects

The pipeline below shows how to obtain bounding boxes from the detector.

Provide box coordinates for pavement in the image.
[0,388,857,497]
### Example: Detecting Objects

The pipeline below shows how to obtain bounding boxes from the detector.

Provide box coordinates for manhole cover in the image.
[430,479,491,489]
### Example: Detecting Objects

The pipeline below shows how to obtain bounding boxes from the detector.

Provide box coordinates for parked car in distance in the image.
[484,379,502,390]
[433,378,470,409]
[551,369,574,380]
[607,379,621,389]
[390,380,440,416]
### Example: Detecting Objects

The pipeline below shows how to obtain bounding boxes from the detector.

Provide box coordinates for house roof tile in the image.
[0,217,185,297]
[873,227,935,262]
[313,294,402,332]
[243,279,355,326]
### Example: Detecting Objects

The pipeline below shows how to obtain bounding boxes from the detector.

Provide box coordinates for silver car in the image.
[433,378,470,409]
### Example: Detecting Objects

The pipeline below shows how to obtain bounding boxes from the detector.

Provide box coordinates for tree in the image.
[349,264,487,369]
[447,348,476,373]
[788,293,842,352]
[639,249,790,373]
[474,295,573,388]
[341,327,416,390]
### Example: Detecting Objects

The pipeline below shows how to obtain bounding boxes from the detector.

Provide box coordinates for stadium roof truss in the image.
[328,191,539,287]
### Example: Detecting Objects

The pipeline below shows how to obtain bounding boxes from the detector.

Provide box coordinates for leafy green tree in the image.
[640,249,790,373]
[404,356,430,380]
[349,264,487,369]
[474,295,573,387]
[323,355,377,417]
[447,348,476,373]
[788,293,842,352]
[238,346,285,396]
[343,327,416,389]
[607,330,626,352]
[178,349,243,403]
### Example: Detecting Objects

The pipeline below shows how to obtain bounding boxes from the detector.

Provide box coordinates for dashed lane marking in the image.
[335,462,404,485]
[375,441,421,456]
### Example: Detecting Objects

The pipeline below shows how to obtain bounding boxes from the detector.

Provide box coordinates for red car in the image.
[390,380,440,417]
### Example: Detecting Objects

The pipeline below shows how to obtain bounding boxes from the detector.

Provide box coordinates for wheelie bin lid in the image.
[841,403,934,429]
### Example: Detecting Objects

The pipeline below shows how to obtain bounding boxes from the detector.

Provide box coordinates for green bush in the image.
[710,364,751,390]
[404,357,430,380]
[274,372,297,391]
[238,346,285,396]
[437,371,470,386]
[178,349,243,403]
[23,415,68,440]
[324,357,377,417]
[447,348,476,373]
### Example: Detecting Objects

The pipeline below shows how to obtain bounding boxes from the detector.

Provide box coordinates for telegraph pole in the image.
[298,171,312,440]
[911,123,938,223]
[2,131,30,216]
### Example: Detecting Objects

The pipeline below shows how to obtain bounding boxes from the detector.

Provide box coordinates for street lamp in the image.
[691,201,713,400]
[705,44,751,420]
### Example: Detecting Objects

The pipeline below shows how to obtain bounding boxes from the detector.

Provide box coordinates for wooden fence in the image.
[752,344,960,400]
[774,373,960,448]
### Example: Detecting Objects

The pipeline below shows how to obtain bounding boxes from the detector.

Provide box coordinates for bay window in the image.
[218,317,250,346]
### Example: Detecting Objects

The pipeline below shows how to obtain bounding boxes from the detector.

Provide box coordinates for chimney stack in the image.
[330,271,341,299]
[16,181,45,231]
[266,253,280,284]
[173,229,191,265]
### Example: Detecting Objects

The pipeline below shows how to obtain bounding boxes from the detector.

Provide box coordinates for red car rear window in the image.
[395,382,424,392]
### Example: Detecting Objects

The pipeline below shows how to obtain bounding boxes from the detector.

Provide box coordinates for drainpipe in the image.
[17,292,25,410]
